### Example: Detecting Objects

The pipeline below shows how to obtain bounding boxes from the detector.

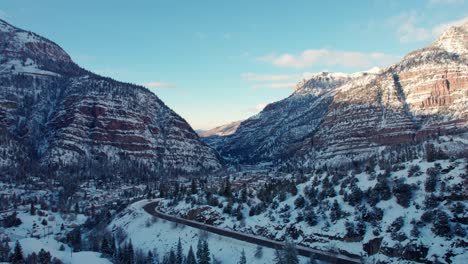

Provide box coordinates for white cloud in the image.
[257,49,397,69]
[251,83,297,89]
[388,12,431,43]
[143,82,177,89]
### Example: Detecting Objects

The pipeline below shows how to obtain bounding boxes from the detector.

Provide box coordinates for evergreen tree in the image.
[191,179,198,195]
[238,249,246,264]
[146,250,154,264]
[30,202,36,216]
[116,246,123,264]
[222,177,232,197]
[66,227,81,252]
[330,200,342,222]
[197,240,210,264]
[127,240,134,264]
[175,238,183,264]
[274,249,284,264]
[168,249,176,264]
[110,235,116,257]
[74,202,80,214]
[240,188,248,203]
[282,238,299,264]
[254,245,263,259]
[11,241,24,264]
[0,241,11,262]
[25,252,38,264]
[196,239,203,262]
[186,246,196,264]
[38,248,51,264]
[425,143,436,162]
[235,205,243,221]
[101,238,111,256]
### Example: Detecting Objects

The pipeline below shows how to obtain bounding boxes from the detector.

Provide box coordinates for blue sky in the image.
[1,0,467,129]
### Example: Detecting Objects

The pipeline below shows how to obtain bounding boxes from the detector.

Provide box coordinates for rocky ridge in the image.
[0,19,221,178]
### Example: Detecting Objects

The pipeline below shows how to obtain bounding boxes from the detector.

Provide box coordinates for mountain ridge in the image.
[212,22,468,166]
[0,19,222,179]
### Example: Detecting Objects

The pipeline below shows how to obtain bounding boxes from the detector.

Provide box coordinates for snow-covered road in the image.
[142,201,362,264]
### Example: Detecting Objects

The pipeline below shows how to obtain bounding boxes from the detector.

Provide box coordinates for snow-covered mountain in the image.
[199,120,243,150]
[199,120,243,138]
[214,22,468,166]
[0,19,222,178]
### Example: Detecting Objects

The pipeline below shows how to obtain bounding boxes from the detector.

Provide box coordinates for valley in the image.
[0,6,467,264]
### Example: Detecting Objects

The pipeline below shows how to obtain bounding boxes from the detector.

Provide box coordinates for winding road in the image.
[143,201,362,264]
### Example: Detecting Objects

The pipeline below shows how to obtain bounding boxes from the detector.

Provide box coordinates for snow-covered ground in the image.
[109,200,318,264]
[0,209,110,264]
[15,238,110,264]
[154,158,468,263]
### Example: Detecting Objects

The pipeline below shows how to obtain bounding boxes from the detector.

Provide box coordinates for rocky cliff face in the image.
[0,19,221,178]
[215,22,468,165]
[214,71,375,163]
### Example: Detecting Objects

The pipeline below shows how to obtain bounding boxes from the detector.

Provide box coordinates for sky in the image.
[0,0,467,130]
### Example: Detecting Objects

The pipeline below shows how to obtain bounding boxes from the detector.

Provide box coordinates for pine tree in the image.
[222,177,232,197]
[38,248,51,264]
[74,202,80,214]
[282,238,299,264]
[196,239,203,262]
[274,249,284,264]
[186,246,196,264]
[127,240,134,264]
[330,200,342,222]
[254,245,263,259]
[110,235,116,257]
[30,202,36,216]
[425,143,436,162]
[238,249,246,264]
[146,250,154,264]
[25,252,38,264]
[101,238,111,256]
[11,241,24,264]
[191,179,198,195]
[168,249,176,264]
[0,241,11,262]
[116,246,123,264]
[175,238,183,264]
[197,239,210,264]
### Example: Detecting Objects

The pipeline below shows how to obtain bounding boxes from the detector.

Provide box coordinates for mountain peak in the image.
[433,21,468,54]
[0,19,75,76]
[293,68,381,96]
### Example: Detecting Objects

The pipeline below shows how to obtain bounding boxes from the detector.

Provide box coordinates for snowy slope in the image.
[153,157,468,263]
[108,200,315,264]
[0,210,111,264]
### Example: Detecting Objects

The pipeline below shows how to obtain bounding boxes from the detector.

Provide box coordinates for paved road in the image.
[143,201,362,264]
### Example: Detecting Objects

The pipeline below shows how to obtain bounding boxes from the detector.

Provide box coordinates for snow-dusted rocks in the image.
[0,19,221,177]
